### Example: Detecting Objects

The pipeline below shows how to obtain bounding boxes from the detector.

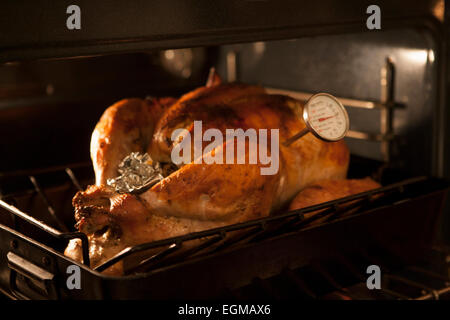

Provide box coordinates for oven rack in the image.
[224,245,450,300]
[0,161,445,275]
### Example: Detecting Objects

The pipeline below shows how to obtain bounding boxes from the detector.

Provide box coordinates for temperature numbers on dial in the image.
[305,94,348,141]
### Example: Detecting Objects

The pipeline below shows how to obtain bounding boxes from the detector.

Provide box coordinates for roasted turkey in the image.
[65,75,351,274]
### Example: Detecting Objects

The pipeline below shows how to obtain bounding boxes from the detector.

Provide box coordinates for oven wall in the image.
[216,29,440,178]
[0,30,439,177]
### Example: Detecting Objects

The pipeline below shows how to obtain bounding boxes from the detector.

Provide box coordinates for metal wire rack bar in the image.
[406,266,450,282]
[278,251,450,300]
[65,168,82,191]
[282,269,317,299]
[94,175,427,272]
[415,287,450,300]
[233,253,449,300]
[28,175,68,232]
[0,198,90,267]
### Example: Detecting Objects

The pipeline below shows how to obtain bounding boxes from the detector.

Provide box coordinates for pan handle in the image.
[7,252,58,300]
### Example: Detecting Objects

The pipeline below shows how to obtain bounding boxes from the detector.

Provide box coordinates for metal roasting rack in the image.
[0,161,448,299]
[0,166,90,266]
[83,175,444,274]
[0,163,440,272]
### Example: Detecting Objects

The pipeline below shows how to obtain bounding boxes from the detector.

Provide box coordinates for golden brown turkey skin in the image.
[145,91,350,220]
[150,83,267,163]
[70,184,229,274]
[65,82,350,275]
[288,178,381,223]
[289,178,381,211]
[91,96,176,186]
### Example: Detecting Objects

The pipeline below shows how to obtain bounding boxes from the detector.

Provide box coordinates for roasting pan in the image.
[0,156,448,299]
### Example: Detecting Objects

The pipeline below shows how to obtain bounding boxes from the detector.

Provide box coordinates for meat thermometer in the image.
[284,93,350,146]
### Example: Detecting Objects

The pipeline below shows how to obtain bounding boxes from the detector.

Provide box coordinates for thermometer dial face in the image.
[303,93,349,142]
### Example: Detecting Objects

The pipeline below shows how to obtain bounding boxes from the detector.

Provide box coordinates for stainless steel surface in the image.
[380,57,395,162]
[0,0,443,62]
[266,87,387,110]
[218,28,439,176]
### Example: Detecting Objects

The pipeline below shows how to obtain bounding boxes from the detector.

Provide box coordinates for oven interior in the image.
[0,26,449,299]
